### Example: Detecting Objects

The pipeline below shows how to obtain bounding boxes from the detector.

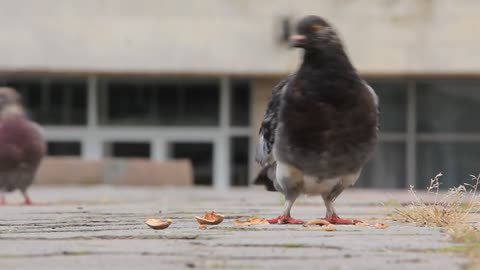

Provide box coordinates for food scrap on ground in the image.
[145,218,173,230]
[323,224,337,231]
[233,217,270,226]
[355,222,370,226]
[374,223,390,229]
[303,219,331,227]
[195,211,225,225]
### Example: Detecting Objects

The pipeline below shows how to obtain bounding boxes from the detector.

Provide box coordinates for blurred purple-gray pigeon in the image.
[0,87,46,205]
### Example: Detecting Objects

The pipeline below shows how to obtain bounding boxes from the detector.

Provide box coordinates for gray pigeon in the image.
[0,87,46,205]
[255,16,379,224]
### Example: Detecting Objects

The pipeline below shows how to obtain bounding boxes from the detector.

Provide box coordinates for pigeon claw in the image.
[267,215,304,224]
[322,215,362,225]
[23,197,32,206]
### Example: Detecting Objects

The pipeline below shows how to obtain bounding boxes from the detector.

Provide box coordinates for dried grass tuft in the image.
[391,173,480,268]
[391,173,480,227]
[446,224,480,243]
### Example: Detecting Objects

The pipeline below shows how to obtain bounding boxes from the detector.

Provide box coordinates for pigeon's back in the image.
[0,116,46,191]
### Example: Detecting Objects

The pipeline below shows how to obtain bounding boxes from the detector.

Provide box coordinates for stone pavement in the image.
[0,186,472,270]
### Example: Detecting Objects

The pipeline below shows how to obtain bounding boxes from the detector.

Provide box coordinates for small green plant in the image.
[281,243,305,248]
[391,173,480,227]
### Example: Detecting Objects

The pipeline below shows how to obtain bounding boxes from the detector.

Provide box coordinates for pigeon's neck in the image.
[295,47,361,102]
[0,104,26,120]
[301,48,355,73]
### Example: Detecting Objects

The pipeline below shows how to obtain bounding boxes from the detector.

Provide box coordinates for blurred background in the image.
[1,0,479,190]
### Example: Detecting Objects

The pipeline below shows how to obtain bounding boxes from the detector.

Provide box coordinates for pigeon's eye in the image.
[311,24,323,33]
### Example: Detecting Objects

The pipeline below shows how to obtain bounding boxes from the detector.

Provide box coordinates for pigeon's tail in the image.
[253,163,277,192]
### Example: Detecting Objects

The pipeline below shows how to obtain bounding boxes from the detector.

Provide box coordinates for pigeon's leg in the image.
[21,190,32,205]
[321,190,362,225]
[267,197,304,224]
[0,191,5,205]
[267,162,304,224]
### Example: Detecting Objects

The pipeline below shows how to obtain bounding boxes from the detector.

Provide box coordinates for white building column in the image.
[214,136,230,190]
[83,75,102,160]
[83,136,103,160]
[152,138,168,161]
[248,80,257,183]
[406,80,417,187]
[213,77,231,190]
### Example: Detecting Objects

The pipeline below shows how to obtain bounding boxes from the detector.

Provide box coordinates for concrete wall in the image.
[0,0,479,75]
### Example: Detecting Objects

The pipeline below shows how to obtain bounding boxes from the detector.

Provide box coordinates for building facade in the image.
[1,0,480,188]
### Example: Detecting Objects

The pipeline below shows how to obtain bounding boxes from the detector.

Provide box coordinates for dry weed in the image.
[391,173,480,227]
[391,173,480,269]
[446,224,480,243]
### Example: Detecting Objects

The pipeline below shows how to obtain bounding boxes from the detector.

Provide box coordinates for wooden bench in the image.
[35,157,193,186]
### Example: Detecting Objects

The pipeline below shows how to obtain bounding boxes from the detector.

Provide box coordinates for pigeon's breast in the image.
[0,117,46,169]
[274,88,378,179]
[274,128,376,179]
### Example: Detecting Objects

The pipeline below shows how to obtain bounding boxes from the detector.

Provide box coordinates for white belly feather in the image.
[275,161,361,196]
[302,172,360,195]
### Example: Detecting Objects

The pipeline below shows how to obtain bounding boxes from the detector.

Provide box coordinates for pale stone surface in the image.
[0,186,471,269]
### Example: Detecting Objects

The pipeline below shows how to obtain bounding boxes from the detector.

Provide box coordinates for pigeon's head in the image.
[0,87,25,119]
[290,15,340,51]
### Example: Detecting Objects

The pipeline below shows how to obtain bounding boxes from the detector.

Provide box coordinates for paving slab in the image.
[0,186,473,270]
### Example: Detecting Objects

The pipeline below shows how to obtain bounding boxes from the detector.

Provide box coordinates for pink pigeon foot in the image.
[23,196,32,205]
[322,214,362,225]
[267,215,304,224]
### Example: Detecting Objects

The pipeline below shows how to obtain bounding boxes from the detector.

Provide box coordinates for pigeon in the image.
[254,15,379,224]
[0,87,46,205]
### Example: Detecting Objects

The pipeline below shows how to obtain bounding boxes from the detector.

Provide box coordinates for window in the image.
[182,83,219,125]
[170,142,213,186]
[99,78,220,126]
[417,80,480,133]
[47,141,82,156]
[230,137,250,186]
[3,77,87,125]
[230,80,251,126]
[105,142,151,158]
[368,80,407,132]
[356,143,406,188]
[357,80,407,188]
[0,75,256,189]
[416,143,480,189]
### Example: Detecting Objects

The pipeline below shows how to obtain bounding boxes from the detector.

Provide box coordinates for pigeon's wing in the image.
[0,119,45,171]
[253,162,277,191]
[0,144,23,170]
[255,76,291,166]
[362,81,380,129]
[362,81,379,108]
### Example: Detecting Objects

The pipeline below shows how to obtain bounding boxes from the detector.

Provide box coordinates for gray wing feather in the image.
[255,76,291,166]
[363,81,380,130]
[363,81,378,107]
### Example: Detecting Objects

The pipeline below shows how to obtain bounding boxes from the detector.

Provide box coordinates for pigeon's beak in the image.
[289,35,307,48]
